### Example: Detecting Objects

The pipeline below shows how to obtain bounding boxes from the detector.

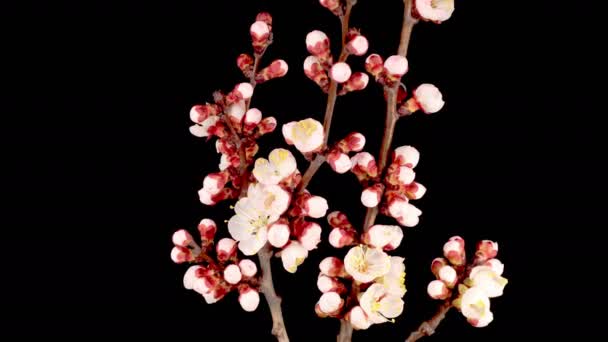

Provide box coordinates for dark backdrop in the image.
[3,0,601,340]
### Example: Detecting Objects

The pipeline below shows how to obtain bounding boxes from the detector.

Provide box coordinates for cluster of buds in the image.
[412,0,455,24]
[227,148,330,273]
[304,28,369,94]
[427,236,508,328]
[315,247,407,330]
[194,13,289,206]
[365,54,445,115]
[349,145,425,227]
[171,220,262,312]
[325,132,366,173]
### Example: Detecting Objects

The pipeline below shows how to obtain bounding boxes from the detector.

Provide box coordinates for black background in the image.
[3,0,602,340]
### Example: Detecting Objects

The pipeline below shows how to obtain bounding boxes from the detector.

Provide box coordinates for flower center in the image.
[294,119,318,137]
[353,256,369,273]
[371,301,381,313]
[250,215,269,230]
[469,299,486,316]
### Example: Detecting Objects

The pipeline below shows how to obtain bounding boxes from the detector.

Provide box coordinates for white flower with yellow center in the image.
[461,286,494,328]
[282,118,324,153]
[468,265,508,298]
[252,148,297,185]
[228,183,290,255]
[375,256,407,297]
[344,245,391,283]
[359,283,404,324]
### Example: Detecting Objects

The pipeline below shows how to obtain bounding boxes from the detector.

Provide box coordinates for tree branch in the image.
[258,245,290,342]
[361,0,417,232]
[405,301,452,342]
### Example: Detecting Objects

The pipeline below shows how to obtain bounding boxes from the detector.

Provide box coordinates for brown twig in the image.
[258,245,290,342]
[361,0,417,233]
[405,301,452,342]
[297,0,356,195]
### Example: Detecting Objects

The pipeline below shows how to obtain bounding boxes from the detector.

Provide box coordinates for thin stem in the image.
[337,319,353,342]
[299,0,355,196]
[405,302,452,342]
[361,0,416,232]
[258,245,290,342]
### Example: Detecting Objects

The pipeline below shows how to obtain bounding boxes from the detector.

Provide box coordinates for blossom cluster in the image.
[427,236,508,327]
[171,220,261,312]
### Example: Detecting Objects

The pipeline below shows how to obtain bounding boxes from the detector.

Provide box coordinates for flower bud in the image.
[243,108,263,134]
[239,285,261,312]
[404,182,427,200]
[197,218,217,243]
[317,274,347,293]
[319,257,346,277]
[393,145,420,168]
[256,116,277,136]
[281,241,309,273]
[484,258,504,276]
[360,184,383,208]
[339,72,369,94]
[427,279,450,300]
[327,211,351,229]
[330,62,352,83]
[318,292,344,315]
[329,227,357,248]
[319,0,341,15]
[365,54,384,78]
[223,264,242,284]
[216,238,237,262]
[183,265,203,290]
[297,221,322,251]
[327,150,352,174]
[255,12,273,29]
[268,221,290,248]
[476,240,499,262]
[171,246,193,264]
[237,53,254,76]
[365,225,403,250]
[384,55,408,79]
[443,236,465,266]
[413,83,445,114]
[172,229,193,247]
[250,21,270,53]
[348,306,373,330]
[255,60,288,83]
[346,35,369,56]
[239,259,258,278]
[431,257,449,277]
[190,104,220,124]
[235,82,253,100]
[338,132,366,153]
[306,30,330,59]
[438,265,458,288]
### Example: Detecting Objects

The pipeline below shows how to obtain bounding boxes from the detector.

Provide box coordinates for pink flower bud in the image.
[318,292,343,315]
[365,54,384,78]
[235,82,253,100]
[203,172,227,195]
[171,246,193,264]
[250,21,270,53]
[255,12,273,29]
[484,258,505,276]
[319,0,341,14]
[438,265,458,288]
[189,104,220,124]
[476,240,499,262]
[256,116,277,136]
[348,306,372,330]
[413,84,445,114]
[223,264,242,284]
[317,274,346,293]
[443,236,465,266]
[329,227,357,248]
[239,259,258,278]
[216,238,237,262]
[361,185,383,208]
[198,188,216,206]
[327,150,352,174]
[427,279,450,300]
[306,30,330,58]
[346,35,369,56]
[338,132,366,152]
[397,165,416,185]
[243,108,263,134]
[238,286,260,312]
[431,257,448,277]
[340,72,369,94]
[293,220,323,251]
[255,60,288,83]
[384,55,409,78]
[319,257,346,278]
[226,100,246,124]
[172,229,193,247]
[405,182,427,200]
[280,241,309,273]
[237,53,254,75]
[350,152,378,180]
[304,196,329,218]
[330,62,352,83]
[190,116,224,138]
[183,265,203,290]
[266,222,290,249]
[197,218,217,242]
[393,145,420,168]
[327,211,352,229]
[303,55,330,91]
